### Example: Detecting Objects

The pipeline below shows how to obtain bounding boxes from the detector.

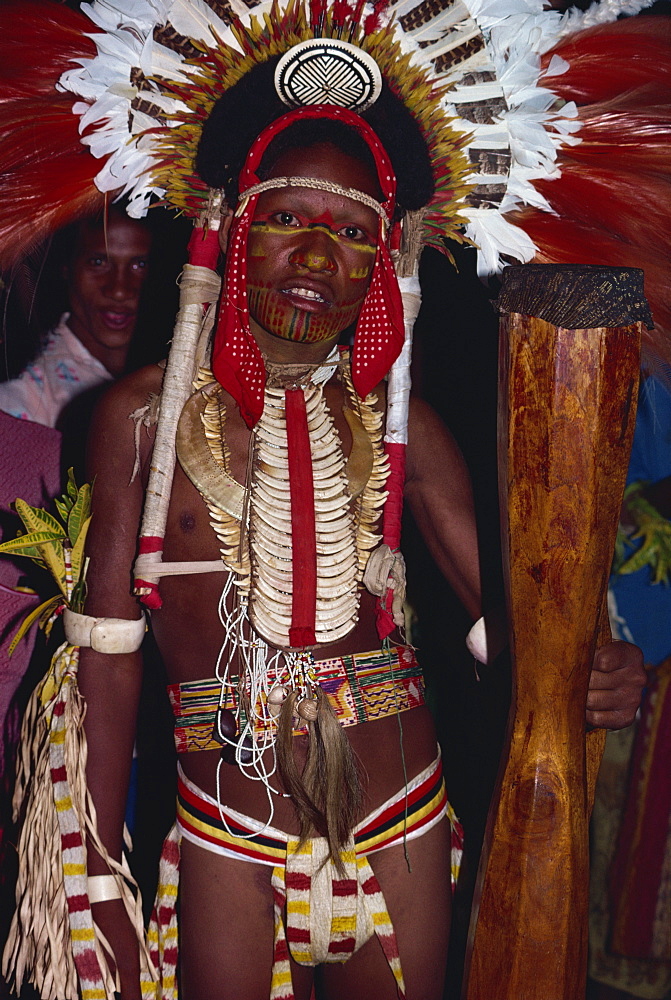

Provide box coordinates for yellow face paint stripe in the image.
[249,221,376,251]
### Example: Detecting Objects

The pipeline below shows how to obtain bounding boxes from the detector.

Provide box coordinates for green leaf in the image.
[70,576,88,615]
[0,530,64,558]
[617,507,671,586]
[41,545,67,596]
[15,499,66,540]
[8,595,63,655]
[54,497,70,524]
[66,468,78,501]
[70,516,91,582]
[618,546,652,576]
[67,483,92,546]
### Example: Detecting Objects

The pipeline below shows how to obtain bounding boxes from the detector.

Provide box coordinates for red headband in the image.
[211,105,404,426]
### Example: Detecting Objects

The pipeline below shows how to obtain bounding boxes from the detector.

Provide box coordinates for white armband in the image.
[88,874,123,904]
[466,607,508,665]
[63,609,146,653]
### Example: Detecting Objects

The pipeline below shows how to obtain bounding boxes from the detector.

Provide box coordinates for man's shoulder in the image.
[89,363,164,457]
[87,364,165,479]
[97,363,164,417]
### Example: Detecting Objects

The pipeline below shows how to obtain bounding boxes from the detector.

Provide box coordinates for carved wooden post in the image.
[463,265,649,1000]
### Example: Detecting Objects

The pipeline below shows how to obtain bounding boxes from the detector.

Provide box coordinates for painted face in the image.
[65,212,152,376]
[245,143,382,346]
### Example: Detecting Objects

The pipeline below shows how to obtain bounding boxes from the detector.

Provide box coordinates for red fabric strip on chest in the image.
[285,387,317,647]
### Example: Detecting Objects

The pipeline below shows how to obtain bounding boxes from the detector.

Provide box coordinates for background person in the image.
[0,206,152,429]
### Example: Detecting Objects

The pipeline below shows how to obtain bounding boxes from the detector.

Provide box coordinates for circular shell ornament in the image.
[268,684,290,717]
[274,39,382,113]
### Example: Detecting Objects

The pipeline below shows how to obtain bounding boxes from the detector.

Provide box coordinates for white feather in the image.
[165,0,233,43]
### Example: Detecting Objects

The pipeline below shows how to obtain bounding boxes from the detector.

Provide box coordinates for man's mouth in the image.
[286,287,324,301]
[280,285,329,307]
[101,310,135,329]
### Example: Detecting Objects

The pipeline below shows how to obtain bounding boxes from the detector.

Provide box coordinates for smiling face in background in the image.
[245,142,382,355]
[65,211,152,377]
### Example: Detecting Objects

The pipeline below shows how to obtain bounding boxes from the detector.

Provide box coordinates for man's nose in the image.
[289,228,337,274]
[104,264,140,301]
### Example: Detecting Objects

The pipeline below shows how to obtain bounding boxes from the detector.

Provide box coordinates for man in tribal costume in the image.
[75,70,642,1000]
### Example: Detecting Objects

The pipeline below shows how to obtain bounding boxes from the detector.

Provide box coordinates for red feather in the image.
[0,1,103,268]
[1,1,98,95]
[331,0,349,27]
[533,163,671,256]
[364,0,388,35]
[567,87,671,172]
[309,0,326,32]
[542,16,671,104]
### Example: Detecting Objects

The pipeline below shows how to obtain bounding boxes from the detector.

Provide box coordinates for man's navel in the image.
[180,511,196,533]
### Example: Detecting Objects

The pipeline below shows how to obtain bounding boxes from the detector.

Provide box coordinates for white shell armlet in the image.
[63,609,146,653]
[88,874,123,904]
[466,607,508,665]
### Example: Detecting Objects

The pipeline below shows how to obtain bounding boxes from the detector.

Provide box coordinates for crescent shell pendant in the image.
[176,389,246,521]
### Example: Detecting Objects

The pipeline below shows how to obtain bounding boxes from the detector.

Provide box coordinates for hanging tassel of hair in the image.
[275,691,324,839]
[275,687,363,873]
[303,687,362,868]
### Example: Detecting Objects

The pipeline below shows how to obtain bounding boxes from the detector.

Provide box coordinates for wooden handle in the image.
[464,265,644,1000]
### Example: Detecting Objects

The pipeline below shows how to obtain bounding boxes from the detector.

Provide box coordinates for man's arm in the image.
[404,396,483,621]
[76,368,159,998]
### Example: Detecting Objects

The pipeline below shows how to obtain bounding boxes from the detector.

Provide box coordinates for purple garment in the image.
[0,412,61,779]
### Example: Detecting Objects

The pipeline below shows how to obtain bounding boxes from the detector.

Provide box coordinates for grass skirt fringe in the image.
[2,642,165,999]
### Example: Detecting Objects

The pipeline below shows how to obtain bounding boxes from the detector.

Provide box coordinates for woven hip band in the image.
[168,645,425,754]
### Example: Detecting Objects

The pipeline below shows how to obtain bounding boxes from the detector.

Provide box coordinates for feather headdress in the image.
[0,0,667,282]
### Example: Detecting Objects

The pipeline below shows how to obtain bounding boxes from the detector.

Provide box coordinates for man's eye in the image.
[88,256,108,267]
[132,259,148,270]
[273,211,300,227]
[339,225,368,242]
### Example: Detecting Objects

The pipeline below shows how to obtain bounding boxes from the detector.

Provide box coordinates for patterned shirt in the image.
[0,314,113,428]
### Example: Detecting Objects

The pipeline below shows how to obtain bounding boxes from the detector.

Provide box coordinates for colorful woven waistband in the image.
[168,645,425,755]
[176,751,447,867]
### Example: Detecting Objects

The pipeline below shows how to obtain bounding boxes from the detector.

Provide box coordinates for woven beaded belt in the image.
[168,645,425,754]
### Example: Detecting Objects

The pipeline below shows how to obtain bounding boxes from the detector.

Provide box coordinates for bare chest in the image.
[150,378,386,679]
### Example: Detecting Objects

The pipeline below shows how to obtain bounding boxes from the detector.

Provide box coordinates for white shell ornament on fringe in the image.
[268,684,290,717]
